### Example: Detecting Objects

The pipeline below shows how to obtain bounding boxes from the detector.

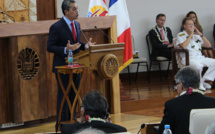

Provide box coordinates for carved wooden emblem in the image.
[17,48,39,80]
[100,54,119,79]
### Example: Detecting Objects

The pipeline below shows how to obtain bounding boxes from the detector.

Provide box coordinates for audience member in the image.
[74,128,105,134]
[205,118,215,134]
[158,66,215,134]
[180,11,213,57]
[148,13,173,60]
[61,90,127,134]
[180,11,203,33]
[176,17,215,90]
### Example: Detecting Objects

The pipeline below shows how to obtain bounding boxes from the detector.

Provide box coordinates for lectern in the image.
[74,43,124,113]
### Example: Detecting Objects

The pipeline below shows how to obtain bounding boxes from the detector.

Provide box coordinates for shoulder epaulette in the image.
[179,33,185,37]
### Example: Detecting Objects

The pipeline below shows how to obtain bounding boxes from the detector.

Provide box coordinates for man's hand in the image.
[66,40,81,52]
[86,38,96,49]
[167,43,174,48]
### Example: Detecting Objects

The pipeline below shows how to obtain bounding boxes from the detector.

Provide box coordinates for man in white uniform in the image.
[176,17,215,90]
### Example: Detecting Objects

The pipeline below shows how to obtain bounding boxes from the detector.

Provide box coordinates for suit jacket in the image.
[213,24,215,42]
[47,18,86,73]
[148,26,173,60]
[61,121,127,134]
[158,93,215,134]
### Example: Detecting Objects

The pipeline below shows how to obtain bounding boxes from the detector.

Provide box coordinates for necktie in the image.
[71,22,77,42]
[160,29,165,40]
[160,29,169,45]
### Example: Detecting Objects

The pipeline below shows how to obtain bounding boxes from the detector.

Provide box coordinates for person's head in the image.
[74,128,105,134]
[205,119,215,134]
[182,17,194,33]
[174,66,200,94]
[186,11,197,23]
[156,13,166,28]
[61,0,79,21]
[82,90,108,118]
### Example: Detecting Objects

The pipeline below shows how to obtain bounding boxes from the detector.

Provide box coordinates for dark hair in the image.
[156,13,166,20]
[61,0,76,15]
[182,17,194,25]
[82,90,108,118]
[180,11,203,32]
[175,66,200,89]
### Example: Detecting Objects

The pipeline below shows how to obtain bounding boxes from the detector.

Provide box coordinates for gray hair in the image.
[61,0,76,15]
[174,66,200,89]
[205,119,215,134]
[74,127,105,134]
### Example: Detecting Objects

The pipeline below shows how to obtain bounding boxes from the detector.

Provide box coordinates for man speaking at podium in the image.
[47,0,95,131]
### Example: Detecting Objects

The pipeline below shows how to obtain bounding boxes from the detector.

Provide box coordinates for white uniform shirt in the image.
[175,31,205,66]
[176,31,204,59]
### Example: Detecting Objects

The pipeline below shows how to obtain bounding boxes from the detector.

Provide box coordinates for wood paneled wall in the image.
[36,0,56,20]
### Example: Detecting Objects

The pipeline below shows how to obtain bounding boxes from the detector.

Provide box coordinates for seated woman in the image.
[61,90,127,134]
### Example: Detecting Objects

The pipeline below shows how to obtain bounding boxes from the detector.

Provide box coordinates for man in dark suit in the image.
[213,24,215,42]
[148,13,173,60]
[61,90,127,134]
[47,0,95,131]
[158,66,215,134]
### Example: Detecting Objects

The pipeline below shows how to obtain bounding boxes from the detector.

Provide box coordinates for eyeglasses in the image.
[186,23,194,26]
[174,82,180,90]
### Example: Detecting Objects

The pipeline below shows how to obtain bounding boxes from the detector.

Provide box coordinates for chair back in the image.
[189,108,215,134]
[146,34,152,58]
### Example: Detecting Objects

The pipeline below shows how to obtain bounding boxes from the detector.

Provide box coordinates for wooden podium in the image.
[74,43,124,114]
[0,16,122,125]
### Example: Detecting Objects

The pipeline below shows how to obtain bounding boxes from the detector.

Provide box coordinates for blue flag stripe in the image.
[109,0,118,8]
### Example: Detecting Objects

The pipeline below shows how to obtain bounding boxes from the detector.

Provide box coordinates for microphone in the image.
[80,30,89,43]
[137,123,145,134]
[1,11,15,22]
[94,26,114,43]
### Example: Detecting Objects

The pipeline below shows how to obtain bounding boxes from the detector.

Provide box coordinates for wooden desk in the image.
[55,65,86,131]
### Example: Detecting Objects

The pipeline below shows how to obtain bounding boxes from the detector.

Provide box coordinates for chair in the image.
[146,34,171,82]
[127,36,149,84]
[189,108,215,134]
[171,46,213,82]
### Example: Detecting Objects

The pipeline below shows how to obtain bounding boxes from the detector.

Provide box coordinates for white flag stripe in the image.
[109,0,130,37]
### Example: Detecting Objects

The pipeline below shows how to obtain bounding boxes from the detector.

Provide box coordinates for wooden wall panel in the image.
[8,35,49,122]
[0,38,10,124]
[44,35,58,117]
[36,0,55,20]
[8,37,22,122]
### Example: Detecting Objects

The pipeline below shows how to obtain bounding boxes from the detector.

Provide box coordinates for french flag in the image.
[109,0,133,71]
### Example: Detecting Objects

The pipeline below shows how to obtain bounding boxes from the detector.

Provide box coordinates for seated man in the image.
[213,24,215,42]
[176,17,215,90]
[158,66,215,134]
[61,90,127,134]
[148,13,174,60]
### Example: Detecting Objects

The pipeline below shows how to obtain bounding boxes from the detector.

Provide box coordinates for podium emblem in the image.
[17,48,39,80]
[100,54,119,79]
